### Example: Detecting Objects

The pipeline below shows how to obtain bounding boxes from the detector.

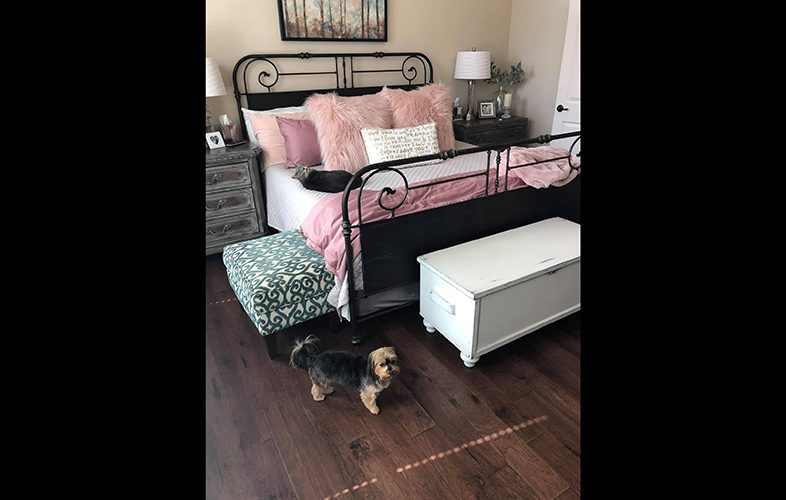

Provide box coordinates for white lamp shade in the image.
[454,51,491,80]
[206,58,227,97]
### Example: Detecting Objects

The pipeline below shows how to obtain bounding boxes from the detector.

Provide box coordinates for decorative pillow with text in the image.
[361,122,442,168]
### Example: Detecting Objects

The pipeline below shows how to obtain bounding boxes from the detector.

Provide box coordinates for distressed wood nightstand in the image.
[205,144,268,255]
[452,116,529,146]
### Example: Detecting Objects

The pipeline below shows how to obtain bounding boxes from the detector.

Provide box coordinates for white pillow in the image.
[360,122,442,168]
[241,106,307,146]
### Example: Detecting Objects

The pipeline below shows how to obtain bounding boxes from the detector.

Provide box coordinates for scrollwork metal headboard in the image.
[232,52,434,140]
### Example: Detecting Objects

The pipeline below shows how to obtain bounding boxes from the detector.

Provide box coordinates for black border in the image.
[277,0,388,41]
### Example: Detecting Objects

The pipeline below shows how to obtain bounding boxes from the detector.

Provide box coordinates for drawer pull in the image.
[429,289,455,315]
[206,199,227,211]
[207,173,223,185]
[207,223,232,235]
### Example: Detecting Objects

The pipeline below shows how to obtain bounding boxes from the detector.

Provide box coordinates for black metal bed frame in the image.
[232,52,580,347]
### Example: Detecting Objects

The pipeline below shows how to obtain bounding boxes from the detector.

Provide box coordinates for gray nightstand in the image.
[452,116,529,146]
[205,144,268,255]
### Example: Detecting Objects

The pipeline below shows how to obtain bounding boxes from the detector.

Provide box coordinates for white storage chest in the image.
[417,217,580,367]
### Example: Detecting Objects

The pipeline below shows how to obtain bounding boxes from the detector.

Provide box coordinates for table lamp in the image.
[454,49,490,121]
[206,58,227,132]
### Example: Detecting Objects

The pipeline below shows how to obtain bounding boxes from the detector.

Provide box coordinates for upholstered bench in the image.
[223,230,336,358]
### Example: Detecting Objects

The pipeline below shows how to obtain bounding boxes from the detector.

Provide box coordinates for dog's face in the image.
[369,347,399,381]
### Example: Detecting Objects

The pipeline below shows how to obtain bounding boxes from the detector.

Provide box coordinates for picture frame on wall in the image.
[478,101,496,119]
[206,131,226,150]
[277,0,387,41]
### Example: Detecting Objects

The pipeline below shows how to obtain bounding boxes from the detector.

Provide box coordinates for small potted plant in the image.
[485,61,525,117]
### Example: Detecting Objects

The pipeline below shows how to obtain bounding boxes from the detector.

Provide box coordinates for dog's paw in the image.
[311,385,326,401]
[368,406,379,414]
[323,387,335,395]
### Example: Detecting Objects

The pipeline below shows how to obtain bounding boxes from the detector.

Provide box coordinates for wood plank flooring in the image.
[206,254,580,499]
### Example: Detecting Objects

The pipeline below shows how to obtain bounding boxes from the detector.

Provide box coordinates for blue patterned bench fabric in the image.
[223,231,336,336]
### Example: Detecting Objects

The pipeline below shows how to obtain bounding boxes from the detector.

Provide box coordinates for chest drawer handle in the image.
[207,173,223,185]
[207,223,233,235]
[206,199,227,211]
[429,289,455,315]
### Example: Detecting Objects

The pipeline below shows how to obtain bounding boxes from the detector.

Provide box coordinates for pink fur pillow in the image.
[381,83,456,151]
[305,92,394,172]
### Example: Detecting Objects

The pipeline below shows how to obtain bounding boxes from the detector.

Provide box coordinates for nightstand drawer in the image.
[465,126,524,145]
[453,116,528,147]
[205,187,256,218]
[205,144,266,255]
[205,162,251,192]
[205,212,260,245]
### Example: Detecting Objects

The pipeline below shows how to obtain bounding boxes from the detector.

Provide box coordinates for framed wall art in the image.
[277,0,387,41]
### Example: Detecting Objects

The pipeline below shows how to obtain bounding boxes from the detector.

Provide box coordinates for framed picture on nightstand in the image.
[206,131,226,149]
[478,101,496,119]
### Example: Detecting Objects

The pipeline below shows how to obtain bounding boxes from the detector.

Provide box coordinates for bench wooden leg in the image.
[328,312,340,334]
[350,321,362,346]
[263,333,277,359]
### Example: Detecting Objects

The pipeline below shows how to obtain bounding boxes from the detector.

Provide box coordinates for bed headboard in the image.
[232,52,434,140]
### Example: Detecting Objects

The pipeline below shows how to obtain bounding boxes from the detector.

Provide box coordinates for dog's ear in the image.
[367,350,376,375]
[368,348,387,377]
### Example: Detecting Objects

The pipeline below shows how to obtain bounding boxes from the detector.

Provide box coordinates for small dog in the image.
[290,335,399,414]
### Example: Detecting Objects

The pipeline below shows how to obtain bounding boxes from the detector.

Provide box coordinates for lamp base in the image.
[465,79,476,121]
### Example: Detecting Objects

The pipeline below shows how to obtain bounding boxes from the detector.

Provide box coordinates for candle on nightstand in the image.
[503,93,512,107]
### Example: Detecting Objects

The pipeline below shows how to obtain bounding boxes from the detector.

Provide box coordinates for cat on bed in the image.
[291,163,362,193]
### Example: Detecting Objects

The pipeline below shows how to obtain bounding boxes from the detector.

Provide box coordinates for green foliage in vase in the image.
[484,61,525,89]
[485,61,507,86]
[507,62,524,87]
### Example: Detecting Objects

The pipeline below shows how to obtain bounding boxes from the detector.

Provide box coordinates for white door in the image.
[550,0,581,153]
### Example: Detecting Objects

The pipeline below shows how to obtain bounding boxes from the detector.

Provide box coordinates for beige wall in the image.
[506,0,570,136]
[207,0,513,126]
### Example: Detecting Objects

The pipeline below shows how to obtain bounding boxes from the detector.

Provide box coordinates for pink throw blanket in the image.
[507,145,580,188]
[301,146,580,280]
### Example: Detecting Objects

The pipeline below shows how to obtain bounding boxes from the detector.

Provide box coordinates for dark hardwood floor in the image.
[206,254,580,499]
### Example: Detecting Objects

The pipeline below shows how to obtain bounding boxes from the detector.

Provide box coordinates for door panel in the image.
[551,0,581,152]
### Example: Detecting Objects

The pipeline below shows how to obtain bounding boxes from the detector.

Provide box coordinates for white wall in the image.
[207,0,513,127]
[506,0,571,136]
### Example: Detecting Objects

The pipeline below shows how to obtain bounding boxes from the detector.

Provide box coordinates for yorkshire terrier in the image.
[290,335,400,414]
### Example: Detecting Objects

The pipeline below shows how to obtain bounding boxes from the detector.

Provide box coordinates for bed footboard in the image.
[342,132,581,344]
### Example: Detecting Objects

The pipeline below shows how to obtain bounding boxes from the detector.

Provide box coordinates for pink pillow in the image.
[247,111,309,167]
[305,92,393,173]
[381,83,456,150]
[276,117,322,167]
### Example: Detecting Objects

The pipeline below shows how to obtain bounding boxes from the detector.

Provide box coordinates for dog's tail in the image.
[290,334,321,370]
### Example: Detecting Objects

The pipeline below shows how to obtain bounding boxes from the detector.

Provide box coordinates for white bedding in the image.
[264,139,480,232]
[265,165,332,232]
[264,140,488,320]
